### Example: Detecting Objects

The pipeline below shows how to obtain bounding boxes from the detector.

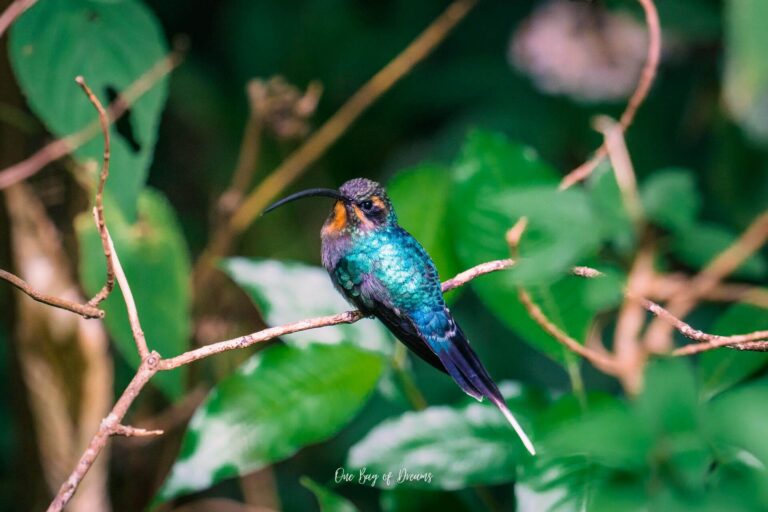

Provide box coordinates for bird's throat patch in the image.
[323,201,348,235]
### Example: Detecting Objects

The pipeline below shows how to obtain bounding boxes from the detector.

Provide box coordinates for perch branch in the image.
[0,44,184,190]
[74,77,115,307]
[47,257,528,511]
[559,0,661,190]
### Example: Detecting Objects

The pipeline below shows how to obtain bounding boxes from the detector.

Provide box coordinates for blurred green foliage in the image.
[2,0,768,511]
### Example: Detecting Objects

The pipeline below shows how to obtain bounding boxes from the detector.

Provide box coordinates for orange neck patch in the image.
[322,201,348,236]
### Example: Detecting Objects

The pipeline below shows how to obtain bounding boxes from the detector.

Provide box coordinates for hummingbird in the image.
[264,178,535,455]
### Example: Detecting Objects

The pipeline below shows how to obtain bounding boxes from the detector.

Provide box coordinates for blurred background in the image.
[1,0,767,510]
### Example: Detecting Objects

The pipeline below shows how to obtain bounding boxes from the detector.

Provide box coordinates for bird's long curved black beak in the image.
[262,188,345,215]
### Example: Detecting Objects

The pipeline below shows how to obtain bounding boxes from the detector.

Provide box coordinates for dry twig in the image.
[559,0,662,190]
[74,77,115,308]
[643,210,768,352]
[0,269,103,318]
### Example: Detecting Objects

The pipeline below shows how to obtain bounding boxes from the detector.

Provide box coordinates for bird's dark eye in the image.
[360,200,373,211]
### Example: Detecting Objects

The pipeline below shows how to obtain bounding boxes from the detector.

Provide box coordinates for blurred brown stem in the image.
[559,0,661,190]
[643,210,768,352]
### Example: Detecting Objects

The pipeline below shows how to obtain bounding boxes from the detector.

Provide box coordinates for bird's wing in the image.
[357,273,447,373]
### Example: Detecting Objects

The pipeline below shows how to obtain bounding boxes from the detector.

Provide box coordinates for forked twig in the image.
[559,0,662,190]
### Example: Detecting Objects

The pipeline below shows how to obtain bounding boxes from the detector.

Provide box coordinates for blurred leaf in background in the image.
[9,0,169,220]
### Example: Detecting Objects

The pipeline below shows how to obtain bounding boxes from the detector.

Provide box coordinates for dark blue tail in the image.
[418,309,536,455]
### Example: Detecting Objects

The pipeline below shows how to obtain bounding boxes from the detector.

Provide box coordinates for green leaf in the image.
[158,343,385,502]
[634,360,700,436]
[452,130,559,188]
[483,187,602,283]
[520,393,650,512]
[381,489,471,512]
[9,0,169,220]
[221,258,392,355]
[641,168,701,233]
[301,477,359,512]
[347,383,538,490]
[522,362,714,511]
[587,162,635,252]
[76,189,190,399]
[671,223,767,280]
[710,378,768,473]
[449,131,614,362]
[387,164,461,299]
[700,304,768,398]
[723,0,768,144]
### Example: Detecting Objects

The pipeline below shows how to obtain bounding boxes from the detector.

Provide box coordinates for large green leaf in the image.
[640,168,701,233]
[521,363,704,512]
[723,0,768,144]
[450,130,617,362]
[347,383,539,490]
[221,258,391,355]
[301,477,359,512]
[387,164,461,295]
[9,0,169,219]
[76,189,190,399]
[700,304,768,398]
[587,162,635,253]
[480,187,602,283]
[157,343,385,501]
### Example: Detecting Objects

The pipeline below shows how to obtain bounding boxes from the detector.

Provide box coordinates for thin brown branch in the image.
[595,116,643,225]
[0,269,103,319]
[440,258,515,292]
[74,76,115,307]
[0,0,36,38]
[47,256,519,510]
[630,296,768,356]
[0,44,184,190]
[517,287,621,374]
[559,0,661,190]
[612,243,654,393]
[105,229,150,360]
[565,267,768,357]
[643,210,768,352]
[198,0,478,271]
[112,424,164,437]
[649,272,768,309]
[47,354,161,512]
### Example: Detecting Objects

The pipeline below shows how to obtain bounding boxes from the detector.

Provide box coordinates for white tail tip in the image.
[500,406,536,455]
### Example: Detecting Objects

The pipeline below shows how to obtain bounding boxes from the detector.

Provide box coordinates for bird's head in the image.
[263,178,396,236]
